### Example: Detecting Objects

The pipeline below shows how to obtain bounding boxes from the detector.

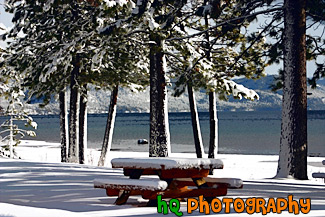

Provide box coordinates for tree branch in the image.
[163,51,184,63]
[224,14,281,76]
[167,6,283,41]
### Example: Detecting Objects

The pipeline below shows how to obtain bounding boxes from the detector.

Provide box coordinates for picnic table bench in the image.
[94,157,243,205]
[312,160,325,182]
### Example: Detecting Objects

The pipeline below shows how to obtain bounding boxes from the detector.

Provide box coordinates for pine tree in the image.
[96,24,150,166]
[109,0,190,157]
[97,85,118,167]
[96,2,150,166]
[104,0,264,158]
[59,90,68,162]
[168,0,265,160]
[187,83,204,158]
[236,0,324,179]
[4,0,93,163]
[4,0,148,164]
[277,0,307,179]
[0,47,37,158]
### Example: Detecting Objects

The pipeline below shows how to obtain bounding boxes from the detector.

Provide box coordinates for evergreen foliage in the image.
[2,0,307,161]
[0,46,37,158]
[237,0,325,90]
[3,0,149,162]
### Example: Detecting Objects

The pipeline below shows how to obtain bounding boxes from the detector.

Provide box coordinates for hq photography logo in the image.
[156,195,311,216]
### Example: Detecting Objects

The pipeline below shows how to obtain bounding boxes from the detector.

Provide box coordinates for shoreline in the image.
[9,140,325,182]
[17,139,325,157]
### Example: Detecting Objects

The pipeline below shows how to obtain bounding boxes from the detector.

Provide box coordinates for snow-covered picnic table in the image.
[94,157,243,205]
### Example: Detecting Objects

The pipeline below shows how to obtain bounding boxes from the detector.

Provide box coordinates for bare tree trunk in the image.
[187,83,204,158]
[149,34,170,157]
[208,91,218,159]
[79,85,87,164]
[59,90,69,162]
[9,116,13,158]
[204,2,218,166]
[98,85,118,166]
[68,56,80,163]
[276,0,307,180]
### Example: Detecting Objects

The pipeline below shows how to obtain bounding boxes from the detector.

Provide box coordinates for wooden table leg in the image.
[114,169,144,205]
[115,190,131,205]
[146,199,158,207]
[129,169,144,179]
[192,177,209,188]
[192,177,214,203]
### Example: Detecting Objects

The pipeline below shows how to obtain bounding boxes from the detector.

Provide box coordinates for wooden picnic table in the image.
[94,157,242,205]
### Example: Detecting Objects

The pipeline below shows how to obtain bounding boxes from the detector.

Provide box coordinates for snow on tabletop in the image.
[111,157,224,170]
[94,177,168,191]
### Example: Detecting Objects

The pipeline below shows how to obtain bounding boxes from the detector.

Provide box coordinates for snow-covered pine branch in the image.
[167,6,283,41]
[0,47,37,158]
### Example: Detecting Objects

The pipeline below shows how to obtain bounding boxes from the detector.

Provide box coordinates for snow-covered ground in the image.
[1,140,325,217]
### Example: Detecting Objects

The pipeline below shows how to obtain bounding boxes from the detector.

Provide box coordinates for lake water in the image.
[2,110,325,156]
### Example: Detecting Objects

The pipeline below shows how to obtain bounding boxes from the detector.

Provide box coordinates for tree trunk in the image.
[98,85,118,167]
[204,4,218,164]
[79,85,87,164]
[149,34,170,157]
[276,0,307,180]
[9,116,13,158]
[187,83,204,158]
[208,91,218,159]
[68,56,80,163]
[59,90,69,163]
[208,92,218,175]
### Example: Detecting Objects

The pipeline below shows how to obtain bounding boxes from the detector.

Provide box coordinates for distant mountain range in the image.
[14,75,325,114]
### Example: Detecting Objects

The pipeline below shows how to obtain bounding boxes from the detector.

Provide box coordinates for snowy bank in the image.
[1,140,325,216]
